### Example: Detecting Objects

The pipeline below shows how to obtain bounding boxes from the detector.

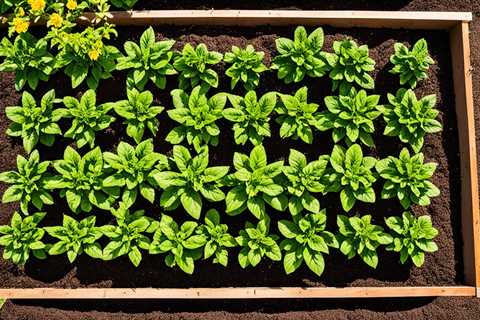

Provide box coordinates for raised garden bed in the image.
[0,10,477,299]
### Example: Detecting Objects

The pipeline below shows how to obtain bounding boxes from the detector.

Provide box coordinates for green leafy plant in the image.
[390,38,434,88]
[224,145,286,219]
[149,214,205,274]
[166,86,227,152]
[276,86,323,144]
[376,148,440,209]
[44,215,104,263]
[321,86,382,146]
[116,27,176,90]
[108,88,164,143]
[45,146,121,213]
[153,146,228,219]
[224,45,268,90]
[236,218,282,268]
[337,214,393,268]
[110,0,138,9]
[385,211,438,267]
[329,144,377,212]
[223,91,277,146]
[5,90,66,153]
[103,139,168,207]
[282,149,329,216]
[101,205,158,267]
[278,210,338,276]
[0,33,55,90]
[173,43,223,90]
[324,39,375,91]
[0,151,53,214]
[271,26,328,83]
[60,89,115,148]
[195,209,237,266]
[380,88,442,152]
[0,212,47,265]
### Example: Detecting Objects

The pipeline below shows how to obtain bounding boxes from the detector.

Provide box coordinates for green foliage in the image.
[337,214,393,268]
[272,26,328,83]
[324,39,375,91]
[153,146,228,219]
[278,210,338,276]
[149,214,205,274]
[390,38,434,89]
[320,86,382,147]
[60,89,115,148]
[44,215,104,263]
[282,149,329,216]
[45,146,120,213]
[173,43,223,90]
[0,212,47,265]
[0,151,53,214]
[329,144,377,212]
[380,88,442,153]
[108,88,164,143]
[385,212,438,267]
[276,86,323,144]
[195,209,237,267]
[223,91,277,146]
[116,27,176,90]
[6,90,65,153]
[224,45,268,90]
[103,139,168,207]
[110,0,138,10]
[0,33,55,90]
[376,148,440,209]
[166,86,227,152]
[224,145,287,219]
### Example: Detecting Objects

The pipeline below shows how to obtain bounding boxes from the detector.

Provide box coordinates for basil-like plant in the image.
[0,212,47,265]
[223,91,277,146]
[324,39,375,91]
[272,26,328,84]
[276,86,323,144]
[236,218,282,268]
[110,0,138,9]
[337,214,393,269]
[44,215,104,263]
[385,212,438,267]
[173,43,223,90]
[282,149,329,216]
[102,205,158,267]
[0,33,55,90]
[116,27,176,90]
[195,209,237,267]
[390,38,434,88]
[60,89,115,148]
[224,45,268,90]
[0,151,53,214]
[103,139,168,207]
[329,144,377,212]
[6,90,66,153]
[153,146,229,219]
[224,145,287,219]
[108,88,164,143]
[376,148,440,209]
[380,88,442,153]
[278,210,338,276]
[149,214,205,274]
[321,86,382,147]
[45,146,121,213]
[166,86,227,152]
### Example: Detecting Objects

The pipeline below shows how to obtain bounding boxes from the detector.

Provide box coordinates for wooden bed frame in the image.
[0,10,477,299]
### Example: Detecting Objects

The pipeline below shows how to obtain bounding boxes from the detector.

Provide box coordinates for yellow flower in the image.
[12,18,29,34]
[88,49,101,61]
[66,0,77,10]
[28,0,46,11]
[17,8,25,17]
[48,13,63,29]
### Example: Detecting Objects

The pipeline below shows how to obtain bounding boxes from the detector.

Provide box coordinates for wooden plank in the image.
[0,286,475,299]
[450,22,480,296]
